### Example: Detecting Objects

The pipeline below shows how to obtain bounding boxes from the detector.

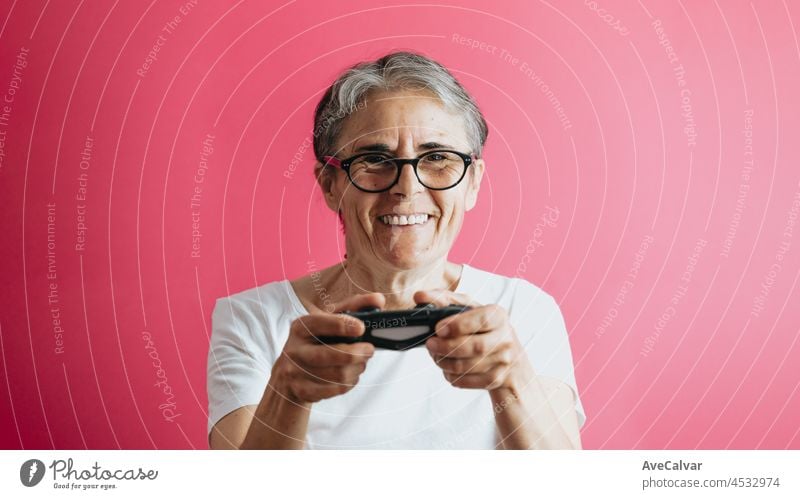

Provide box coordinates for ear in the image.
[464,158,485,211]
[315,161,342,212]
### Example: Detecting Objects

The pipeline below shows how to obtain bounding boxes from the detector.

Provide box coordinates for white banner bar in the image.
[1,450,797,498]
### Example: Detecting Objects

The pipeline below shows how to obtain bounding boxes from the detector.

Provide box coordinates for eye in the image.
[362,153,391,164]
[426,153,447,161]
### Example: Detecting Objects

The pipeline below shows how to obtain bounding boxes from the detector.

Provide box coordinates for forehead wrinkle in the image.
[349,126,463,152]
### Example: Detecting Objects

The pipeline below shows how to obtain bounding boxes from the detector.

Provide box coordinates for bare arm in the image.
[209,405,257,450]
[208,370,314,450]
[490,360,582,449]
[237,360,314,449]
[209,293,383,450]
[417,290,582,450]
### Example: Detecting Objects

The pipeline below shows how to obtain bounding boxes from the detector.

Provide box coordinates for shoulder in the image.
[209,279,302,364]
[461,264,556,309]
[211,279,303,336]
[460,265,562,335]
[215,279,298,312]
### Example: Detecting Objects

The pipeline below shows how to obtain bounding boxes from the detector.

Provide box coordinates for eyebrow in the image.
[418,141,455,150]
[353,143,392,153]
[352,141,456,154]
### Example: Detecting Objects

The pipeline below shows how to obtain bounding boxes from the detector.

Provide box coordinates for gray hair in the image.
[313,51,488,161]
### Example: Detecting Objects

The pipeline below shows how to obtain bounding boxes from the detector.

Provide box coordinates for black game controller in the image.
[315,303,471,350]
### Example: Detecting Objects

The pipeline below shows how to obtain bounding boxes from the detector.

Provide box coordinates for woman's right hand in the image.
[270,293,385,404]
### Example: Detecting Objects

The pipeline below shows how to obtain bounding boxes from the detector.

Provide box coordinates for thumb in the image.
[332,292,386,314]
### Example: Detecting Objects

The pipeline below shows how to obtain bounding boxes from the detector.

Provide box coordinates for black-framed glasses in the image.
[322,150,477,193]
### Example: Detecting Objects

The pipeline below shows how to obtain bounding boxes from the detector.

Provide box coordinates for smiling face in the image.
[317,89,484,270]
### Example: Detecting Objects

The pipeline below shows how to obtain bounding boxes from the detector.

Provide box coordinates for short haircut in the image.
[313,51,488,160]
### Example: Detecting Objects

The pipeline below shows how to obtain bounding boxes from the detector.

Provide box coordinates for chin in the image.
[378,248,431,270]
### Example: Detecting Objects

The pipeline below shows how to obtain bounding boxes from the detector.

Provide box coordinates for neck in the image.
[333,256,460,309]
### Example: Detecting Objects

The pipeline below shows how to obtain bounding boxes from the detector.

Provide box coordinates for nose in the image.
[389,160,425,197]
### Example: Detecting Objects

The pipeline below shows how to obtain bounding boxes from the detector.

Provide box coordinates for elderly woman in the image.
[207,51,585,449]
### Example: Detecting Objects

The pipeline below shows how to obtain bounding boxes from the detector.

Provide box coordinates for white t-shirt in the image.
[207,264,586,449]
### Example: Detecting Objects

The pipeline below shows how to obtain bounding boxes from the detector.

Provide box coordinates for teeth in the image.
[380,214,429,226]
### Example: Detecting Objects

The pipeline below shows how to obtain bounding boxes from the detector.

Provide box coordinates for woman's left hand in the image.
[415,290,530,391]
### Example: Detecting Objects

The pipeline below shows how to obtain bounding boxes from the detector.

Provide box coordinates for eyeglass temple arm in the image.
[322,156,342,168]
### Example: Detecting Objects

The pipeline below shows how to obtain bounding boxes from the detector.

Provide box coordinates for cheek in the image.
[437,196,465,229]
[341,195,376,231]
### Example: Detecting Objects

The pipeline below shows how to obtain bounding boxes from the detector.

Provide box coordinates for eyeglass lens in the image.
[348,151,466,191]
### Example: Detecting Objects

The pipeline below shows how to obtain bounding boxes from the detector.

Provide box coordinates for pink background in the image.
[1,0,798,449]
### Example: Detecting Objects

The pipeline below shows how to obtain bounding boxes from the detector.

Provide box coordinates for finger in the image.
[432,350,512,375]
[302,362,368,384]
[291,379,354,403]
[291,313,365,339]
[294,341,375,367]
[443,366,508,390]
[413,289,481,308]
[426,328,509,359]
[435,304,509,338]
[333,292,386,314]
